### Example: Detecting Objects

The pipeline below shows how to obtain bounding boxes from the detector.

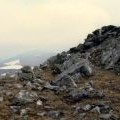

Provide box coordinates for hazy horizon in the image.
[0,0,120,60]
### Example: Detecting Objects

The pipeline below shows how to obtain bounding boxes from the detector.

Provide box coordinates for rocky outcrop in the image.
[43,26,120,78]
[83,25,120,72]
[1,25,119,120]
[51,59,93,87]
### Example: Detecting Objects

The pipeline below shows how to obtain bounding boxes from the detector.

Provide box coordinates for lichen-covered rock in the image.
[53,59,93,84]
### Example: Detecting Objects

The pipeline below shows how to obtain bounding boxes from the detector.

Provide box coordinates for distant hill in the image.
[0,50,56,75]
[0,50,56,67]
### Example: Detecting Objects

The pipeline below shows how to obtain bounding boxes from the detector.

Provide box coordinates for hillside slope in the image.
[0,68,119,120]
[0,25,119,120]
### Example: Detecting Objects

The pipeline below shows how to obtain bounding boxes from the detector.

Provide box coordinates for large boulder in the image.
[53,59,93,84]
[21,66,32,73]
[18,66,34,81]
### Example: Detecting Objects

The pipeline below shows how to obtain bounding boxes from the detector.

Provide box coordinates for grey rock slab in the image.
[66,87,104,102]
[51,75,77,89]
[99,113,112,119]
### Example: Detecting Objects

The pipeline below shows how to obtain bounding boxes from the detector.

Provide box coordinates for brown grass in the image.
[0,68,119,120]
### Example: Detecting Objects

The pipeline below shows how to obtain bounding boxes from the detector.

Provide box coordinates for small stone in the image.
[6,91,13,96]
[33,79,44,84]
[15,84,23,89]
[44,106,55,110]
[48,110,64,119]
[99,113,112,119]
[89,80,94,87]
[37,86,43,91]
[37,112,46,116]
[44,82,59,91]
[91,106,101,114]
[26,81,32,87]
[0,97,3,102]
[36,100,43,106]
[20,109,27,116]
[10,106,20,113]
[82,104,91,111]
[75,113,86,120]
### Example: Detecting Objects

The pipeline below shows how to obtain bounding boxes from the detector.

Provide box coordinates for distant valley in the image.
[0,50,56,75]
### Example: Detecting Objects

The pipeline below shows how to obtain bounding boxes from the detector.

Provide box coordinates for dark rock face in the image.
[69,44,84,53]
[53,25,120,74]
[83,25,120,72]
[45,26,120,75]
[50,64,62,75]
[49,52,69,65]
[83,25,120,50]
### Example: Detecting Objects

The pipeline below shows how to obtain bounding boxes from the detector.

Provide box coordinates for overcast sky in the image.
[0,0,120,59]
